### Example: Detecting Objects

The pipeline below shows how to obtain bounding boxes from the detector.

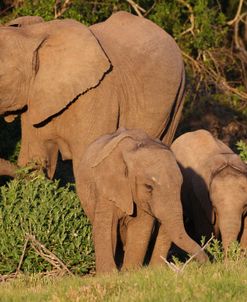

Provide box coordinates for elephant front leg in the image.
[149,224,171,266]
[93,200,118,273]
[122,211,154,270]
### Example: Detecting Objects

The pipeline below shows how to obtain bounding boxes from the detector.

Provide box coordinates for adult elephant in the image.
[0,11,185,178]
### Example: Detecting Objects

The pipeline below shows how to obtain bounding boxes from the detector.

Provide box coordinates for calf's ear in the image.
[91,129,141,216]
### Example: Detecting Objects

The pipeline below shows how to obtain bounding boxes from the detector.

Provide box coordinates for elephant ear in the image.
[91,128,149,168]
[6,16,44,27]
[28,20,111,125]
[91,128,148,215]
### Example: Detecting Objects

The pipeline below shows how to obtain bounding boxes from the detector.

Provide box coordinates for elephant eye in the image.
[144,184,153,193]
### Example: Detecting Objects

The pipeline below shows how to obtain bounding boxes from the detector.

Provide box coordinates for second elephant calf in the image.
[171,129,247,254]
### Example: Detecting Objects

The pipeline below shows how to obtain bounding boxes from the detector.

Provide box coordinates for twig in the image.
[0,233,74,283]
[54,0,73,19]
[16,237,29,272]
[126,0,146,17]
[233,12,247,55]
[178,0,195,36]
[161,235,214,274]
[26,234,73,276]
[182,50,247,101]
[227,0,244,25]
[144,1,157,17]
[0,5,14,16]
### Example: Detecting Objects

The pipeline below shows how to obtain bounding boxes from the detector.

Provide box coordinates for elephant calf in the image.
[171,129,247,254]
[75,128,208,273]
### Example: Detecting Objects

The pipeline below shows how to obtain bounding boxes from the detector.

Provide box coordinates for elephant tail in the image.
[161,67,186,146]
[0,158,17,178]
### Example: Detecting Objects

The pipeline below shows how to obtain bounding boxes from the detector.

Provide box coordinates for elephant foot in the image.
[96,258,118,274]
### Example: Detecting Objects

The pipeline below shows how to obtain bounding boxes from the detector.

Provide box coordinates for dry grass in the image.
[1,258,247,302]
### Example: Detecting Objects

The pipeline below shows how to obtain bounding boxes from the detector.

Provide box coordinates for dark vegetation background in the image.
[0,0,247,276]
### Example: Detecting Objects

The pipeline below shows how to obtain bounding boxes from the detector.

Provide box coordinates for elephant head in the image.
[0,19,111,125]
[0,19,111,176]
[86,128,208,263]
[193,152,247,253]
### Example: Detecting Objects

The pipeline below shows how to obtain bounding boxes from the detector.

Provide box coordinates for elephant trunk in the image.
[0,158,17,177]
[218,210,242,255]
[167,215,208,263]
[151,192,208,263]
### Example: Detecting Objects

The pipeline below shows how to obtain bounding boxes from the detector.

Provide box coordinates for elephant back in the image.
[90,11,185,141]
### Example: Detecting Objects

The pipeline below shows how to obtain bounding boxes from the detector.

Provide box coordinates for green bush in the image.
[203,237,244,262]
[149,0,227,54]
[0,170,94,275]
[236,140,247,163]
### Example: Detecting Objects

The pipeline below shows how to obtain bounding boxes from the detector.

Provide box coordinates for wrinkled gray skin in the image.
[76,128,208,273]
[0,17,45,178]
[0,12,185,179]
[171,129,247,254]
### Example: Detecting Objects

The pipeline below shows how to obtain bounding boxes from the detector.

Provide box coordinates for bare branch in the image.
[233,12,247,55]
[16,237,29,272]
[144,1,157,17]
[182,51,247,102]
[26,234,73,275]
[227,0,244,26]
[54,0,73,19]
[126,0,146,17]
[178,0,195,37]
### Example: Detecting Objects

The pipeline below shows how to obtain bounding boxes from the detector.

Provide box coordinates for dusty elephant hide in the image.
[171,129,247,254]
[76,128,208,273]
[0,11,185,179]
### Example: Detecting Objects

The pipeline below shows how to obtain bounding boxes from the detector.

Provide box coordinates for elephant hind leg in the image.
[161,69,185,146]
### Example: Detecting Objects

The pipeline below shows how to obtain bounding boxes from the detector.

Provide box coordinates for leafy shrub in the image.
[149,0,227,55]
[0,170,94,275]
[4,0,129,24]
[205,238,244,262]
[236,140,247,163]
